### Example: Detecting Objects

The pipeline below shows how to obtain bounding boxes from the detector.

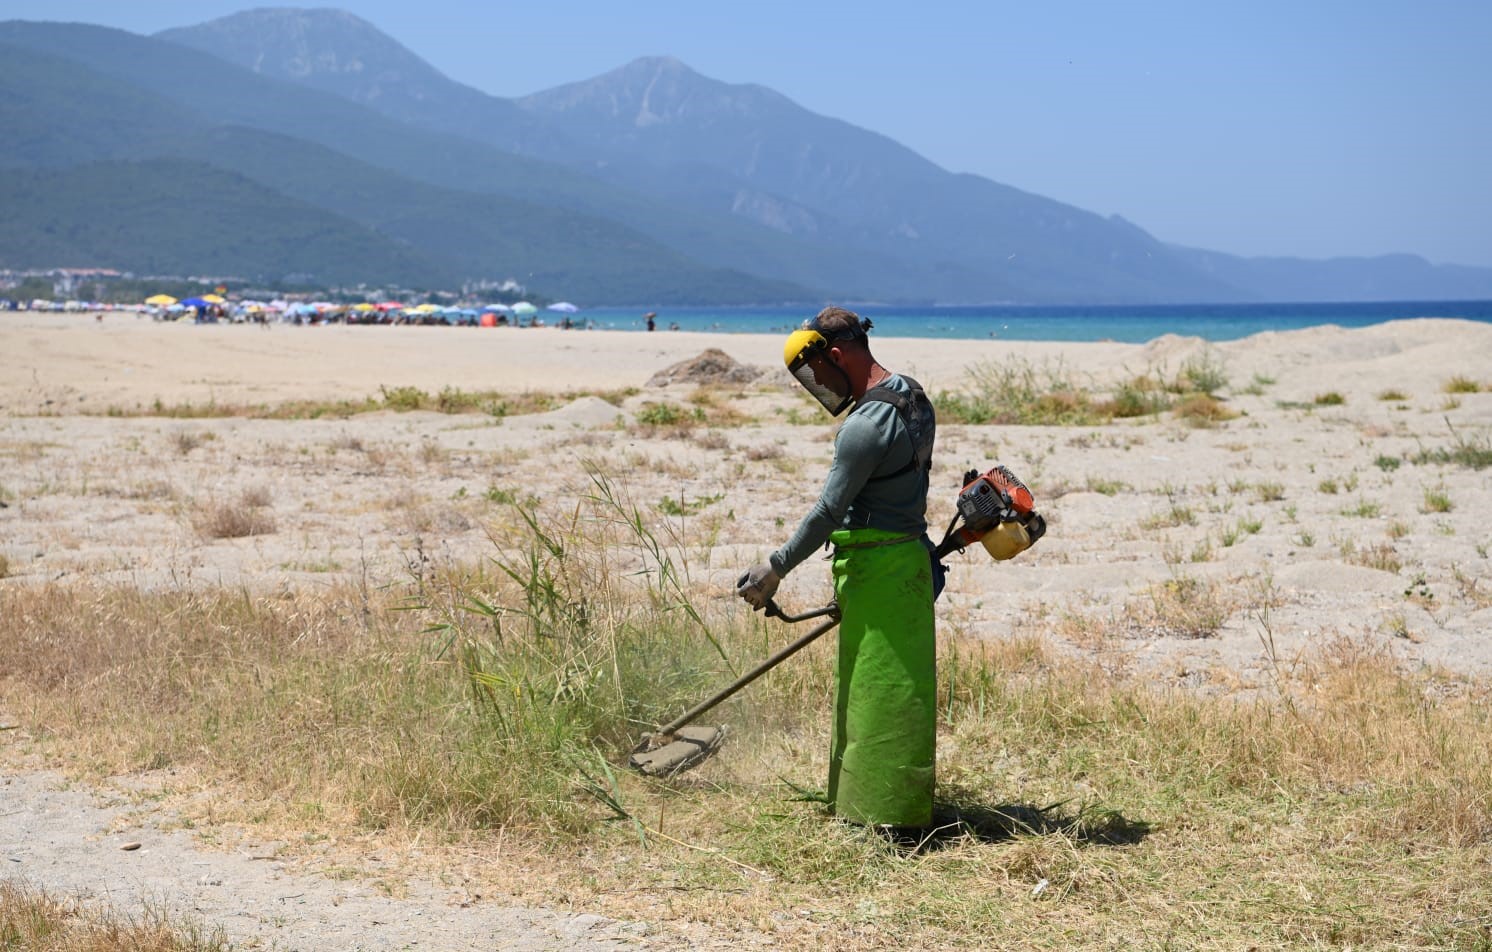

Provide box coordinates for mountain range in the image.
[2,8,1488,305]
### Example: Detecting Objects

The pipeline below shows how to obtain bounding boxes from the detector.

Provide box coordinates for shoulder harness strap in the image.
[858,375,936,482]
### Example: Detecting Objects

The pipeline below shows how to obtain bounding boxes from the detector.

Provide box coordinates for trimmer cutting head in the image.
[629,725,727,777]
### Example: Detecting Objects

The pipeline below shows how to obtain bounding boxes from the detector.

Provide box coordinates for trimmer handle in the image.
[763,599,840,624]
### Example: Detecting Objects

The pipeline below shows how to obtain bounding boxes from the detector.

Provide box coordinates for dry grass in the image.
[189,487,276,539]
[169,428,209,455]
[1343,540,1404,574]
[108,386,640,420]
[0,881,228,952]
[1172,393,1240,427]
[1124,575,1232,638]
[5,485,1492,949]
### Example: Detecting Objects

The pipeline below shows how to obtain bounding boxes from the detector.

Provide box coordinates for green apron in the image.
[827,527,936,827]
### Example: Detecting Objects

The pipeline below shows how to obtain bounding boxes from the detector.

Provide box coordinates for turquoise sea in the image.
[578,300,1492,343]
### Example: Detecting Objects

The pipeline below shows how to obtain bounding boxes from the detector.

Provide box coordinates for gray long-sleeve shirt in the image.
[770,374,931,576]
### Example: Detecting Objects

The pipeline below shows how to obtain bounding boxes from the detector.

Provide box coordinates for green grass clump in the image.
[1412,424,1492,470]
[1254,481,1285,502]
[935,358,1105,426]
[1140,503,1197,529]
[1444,375,1483,394]
[1421,488,1454,513]
[1314,391,1346,406]
[1102,376,1171,418]
[1177,348,1229,395]
[1340,498,1383,518]
[1085,476,1130,496]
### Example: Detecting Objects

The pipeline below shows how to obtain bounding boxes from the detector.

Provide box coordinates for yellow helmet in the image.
[783,327,826,371]
[782,324,852,416]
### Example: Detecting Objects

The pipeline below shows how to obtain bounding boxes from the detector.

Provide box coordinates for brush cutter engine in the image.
[936,465,1047,561]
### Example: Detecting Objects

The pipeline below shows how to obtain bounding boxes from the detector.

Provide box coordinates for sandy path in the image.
[1,770,721,950]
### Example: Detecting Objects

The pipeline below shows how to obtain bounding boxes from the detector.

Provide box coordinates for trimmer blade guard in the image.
[628,725,727,777]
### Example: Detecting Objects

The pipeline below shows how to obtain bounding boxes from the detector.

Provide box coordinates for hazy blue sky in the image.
[10,1,1491,267]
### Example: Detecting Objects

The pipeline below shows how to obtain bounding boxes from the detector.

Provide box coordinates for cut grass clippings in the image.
[4,476,1492,948]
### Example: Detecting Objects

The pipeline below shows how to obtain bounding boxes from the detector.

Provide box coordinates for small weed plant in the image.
[1177,348,1229,395]
[1421,487,1454,513]
[1412,420,1492,470]
[1254,481,1285,502]
[191,487,276,539]
[1127,575,1230,638]
[1173,393,1239,427]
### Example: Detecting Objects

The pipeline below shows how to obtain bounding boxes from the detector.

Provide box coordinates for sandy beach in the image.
[4,310,1492,948]
[3,310,1491,684]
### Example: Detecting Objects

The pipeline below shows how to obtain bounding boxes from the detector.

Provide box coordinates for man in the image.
[737,305,939,833]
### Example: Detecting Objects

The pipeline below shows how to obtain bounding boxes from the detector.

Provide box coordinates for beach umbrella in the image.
[376,301,404,311]
[480,303,512,313]
[202,294,227,305]
[511,302,538,317]
[546,302,580,313]
[180,296,210,307]
[351,303,377,312]
[144,294,177,307]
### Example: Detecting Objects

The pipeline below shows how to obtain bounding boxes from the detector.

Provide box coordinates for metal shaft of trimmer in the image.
[655,601,840,736]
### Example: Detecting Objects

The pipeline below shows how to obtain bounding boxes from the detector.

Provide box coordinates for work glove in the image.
[736,562,780,611]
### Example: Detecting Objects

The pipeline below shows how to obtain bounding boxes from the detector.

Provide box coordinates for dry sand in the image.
[3,310,1491,947]
[3,311,1489,683]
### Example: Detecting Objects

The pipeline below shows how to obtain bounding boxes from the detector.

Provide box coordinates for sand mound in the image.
[535,395,628,427]
[647,348,764,387]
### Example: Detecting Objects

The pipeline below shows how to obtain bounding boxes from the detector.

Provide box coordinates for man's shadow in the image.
[899,796,1151,853]
[773,778,1151,853]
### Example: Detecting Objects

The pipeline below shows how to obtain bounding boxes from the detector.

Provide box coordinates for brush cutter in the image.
[628,599,841,777]
[628,462,1047,778]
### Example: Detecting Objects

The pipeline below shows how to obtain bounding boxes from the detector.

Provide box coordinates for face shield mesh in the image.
[790,360,853,416]
[784,323,859,417]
